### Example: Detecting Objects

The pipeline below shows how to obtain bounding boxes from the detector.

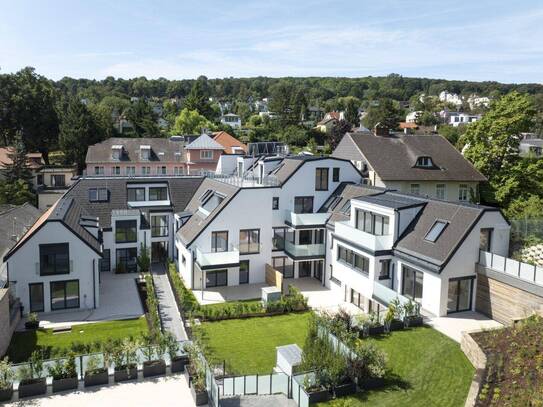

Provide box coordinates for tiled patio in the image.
[23,272,144,330]
[195,282,269,305]
[424,310,502,342]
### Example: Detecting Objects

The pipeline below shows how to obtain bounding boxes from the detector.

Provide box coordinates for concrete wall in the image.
[0,288,19,356]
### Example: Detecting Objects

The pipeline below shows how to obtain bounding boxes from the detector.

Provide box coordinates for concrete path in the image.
[151,263,188,341]
[220,395,296,407]
[424,311,502,342]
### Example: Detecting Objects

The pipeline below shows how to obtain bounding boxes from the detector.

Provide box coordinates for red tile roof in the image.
[213,131,247,154]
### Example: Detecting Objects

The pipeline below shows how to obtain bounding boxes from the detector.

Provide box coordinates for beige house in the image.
[36,166,78,210]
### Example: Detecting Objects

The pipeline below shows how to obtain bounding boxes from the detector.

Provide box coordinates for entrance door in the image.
[298,261,311,277]
[313,260,323,282]
[29,283,44,313]
[152,242,168,263]
[447,277,474,313]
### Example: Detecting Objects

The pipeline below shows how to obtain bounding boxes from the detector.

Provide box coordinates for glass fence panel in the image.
[299,388,310,407]
[245,375,257,394]
[536,267,543,285]
[520,263,536,282]
[257,374,271,395]
[223,377,234,395]
[505,258,520,276]
[234,376,245,395]
[492,254,505,271]
[271,372,289,394]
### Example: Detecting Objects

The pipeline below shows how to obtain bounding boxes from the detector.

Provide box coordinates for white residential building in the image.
[449,112,482,127]
[405,111,421,123]
[439,91,463,107]
[220,113,242,129]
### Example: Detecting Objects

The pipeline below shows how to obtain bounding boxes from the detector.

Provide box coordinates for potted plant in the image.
[366,311,385,336]
[164,333,188,373]
[84,355,109,387]
[49,352,79,393]
[351,342,388,390]
[403,300,423,327]
[142,334,166,378]
[388,298,405,331]
[137,244,151,274]
[113,337,139,382]
[0,358,14,402]
[302,374,330,403]
[188,357,208,406]
[17,351,46,398]
[24,312,39,330]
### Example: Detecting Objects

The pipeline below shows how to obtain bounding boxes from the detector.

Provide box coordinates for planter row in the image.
[0,356,191,403]
[362,316,424,337]
[305,380,358,404]
[184,368,209,406]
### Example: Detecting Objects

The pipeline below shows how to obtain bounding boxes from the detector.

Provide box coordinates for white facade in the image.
[220,114,242,129]
[449,113,481,127]
[405,111,421,123]
[439,91,463,107]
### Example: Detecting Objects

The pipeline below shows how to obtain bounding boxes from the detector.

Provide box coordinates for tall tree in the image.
[339,96,361,125]
[171,108,213,135]
[183,77,213,119]
[362,98,403,130]
[59,99,102,173]
[269,81,307,125]
[4,131,33,184]
[125,99,159,137]
[328,120,352,151]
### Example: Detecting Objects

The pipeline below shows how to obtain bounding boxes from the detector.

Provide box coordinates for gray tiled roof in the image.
[322,183,385,225]
[0,203,41,258]
[86,137,187,164]
[334,132,487,182]
[185,134,225,150]
[177,178,240,246]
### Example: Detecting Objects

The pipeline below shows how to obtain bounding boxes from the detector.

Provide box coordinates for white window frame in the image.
[458,184,468,201]
[410,183,420,195]
[200,150,213,160]
[436,184,446,200]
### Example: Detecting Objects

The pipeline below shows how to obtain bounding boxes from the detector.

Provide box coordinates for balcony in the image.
[284,211,330,228]
[195,246,240,269]
[334,221,393,252]
[372,281,414,309]
[284,240,325,259]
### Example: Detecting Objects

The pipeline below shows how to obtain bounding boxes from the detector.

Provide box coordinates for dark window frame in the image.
[149,186,168,201]
[272,197,279,210]
[206,269,228,287]
[332,167,340,182]
[239,260,249,284]
[39,243,70,276]
[50,279,80,311]
[355,209,389,236]
[29,282,44,312]
[116,247,138,273]
[51,174,66,187]
[315,168,329,191]
[127,187,146,202]
[239,229,260,254]
[115,220,137,243]
[151,215,169,237]
[272,227,287,251]
[401,265,424,301]
[337,244,369,276]
[211,231,229,253]
[379,259,391,280]
[294,196,314,214]
[100,249,111,272]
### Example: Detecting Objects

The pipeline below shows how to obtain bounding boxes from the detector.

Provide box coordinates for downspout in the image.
[92,259,96,309]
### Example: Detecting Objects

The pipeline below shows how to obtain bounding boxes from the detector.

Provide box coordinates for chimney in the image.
[373,122,390,137]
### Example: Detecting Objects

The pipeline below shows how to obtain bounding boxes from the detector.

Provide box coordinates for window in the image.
[100,249,111,272]
[299,230,313,245]
[294,196,313,214]
[272,227,287,251]
[321,195,341,212]
[272,256,293,278]
[239,260,249,284]
[51,174,66,187]
[424,220,448,242]
[149,187,168,201]
[201,192,224,214]
[39,243,70,276]
[141,166,151,175]
[340,201,351,215]
[157,166,167,175]
[211,231,228,252]
[315,168,329,191]
[151,215,169,237]
[199,189,213,203]
[125,166,136,176]
[329,265,341,285]
[436,184,446,200]
[415,157,433,167]
[141,148,150,161]
[480,228,493,251]
[89,188,108,202]
[94,166,104,175]
[50,280,79,310]
[127,188,146,202]
[200,150,213,160]
[333,167,340,182]
[206,270,227,287]
[115,220,137,243]
[116,247,137,273]
[239,229,260,254]
[458,184,468,201]
[174,167,184,175]
[410,184,420,195]
[337,244,369,275]
[379,259,391,280]
[112,166,121,176]
[272,197,279,210]
[402,266,423,301]
[314,229,324,244]
[447,277,474,313]
[355,209,389,236]
[29,283,44,312]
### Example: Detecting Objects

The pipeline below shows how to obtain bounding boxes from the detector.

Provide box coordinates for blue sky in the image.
[0,0,542,83]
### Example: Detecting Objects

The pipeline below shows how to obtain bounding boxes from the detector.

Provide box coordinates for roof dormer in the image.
[111,145,123,161]
[140,145,151,161]
[415,156,434,168]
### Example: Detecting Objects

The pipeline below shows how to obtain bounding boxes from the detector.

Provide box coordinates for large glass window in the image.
[272,256,293,278]
[315,168,329,191]
[50,280,79,310]
[89,188,108,202]
[239,260,249,284]
[299,230,313,245]
[127,188,146,201]
[149,187,168,201]
[272,227,287,251]
[201,192,224,213]
[239,229,260,254]
[379,259,391,280]
[51,174,66,187]
[151,215,169,237]
[29,283,44,312]
[355,209,389,236]
[116,248,138,273]
[337,244,369,275]
[211,231,229,252]
[447,277,473,313]
[39,243,70,276]
[298,261,312,277]
[100,249,111,272]
[480,228,493,251]
[294,196,313,214]
[115,220,137,243]
[206,270,227,287]
[402,266,423,301]
[436,184,446,200]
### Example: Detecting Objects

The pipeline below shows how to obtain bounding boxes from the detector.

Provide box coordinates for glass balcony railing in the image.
[372,281,413,308]
[195,246,239,268]
[284,240,325,258]
[284,211,330,227]
[334,221,393,251]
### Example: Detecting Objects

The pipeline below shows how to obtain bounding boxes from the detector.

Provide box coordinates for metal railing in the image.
[220,371,290,398]
[478,249,543,286]
[206,172,280,187]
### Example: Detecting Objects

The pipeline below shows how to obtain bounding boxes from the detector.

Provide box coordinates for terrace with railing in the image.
[207,172,280,187]
[478,249,543,287]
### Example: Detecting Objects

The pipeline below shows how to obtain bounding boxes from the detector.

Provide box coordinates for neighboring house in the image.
[519,134,543,158]
[35,166,78,210]
[315,112,343,133]
[213,131,247,155]
[467,95,490,109]
[332,129,486,201]
[220,113,242,129]
[449,112,481,127]
[405,111,421,123]
[324,184,510,317]
[86,136,194,177]
[0,147,43,180]
[439,91,463,107]
[185,133,225,175]
[4,177,202,314]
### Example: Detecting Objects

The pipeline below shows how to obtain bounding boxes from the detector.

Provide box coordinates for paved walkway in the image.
[151,263,188,341]
[220,395,296,407]
[424,311,503,342]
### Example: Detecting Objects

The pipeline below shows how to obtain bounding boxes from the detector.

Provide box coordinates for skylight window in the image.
[199,192,225,216]
[199,189,213,203]
[340,201,351,215]
[416,157,433,168]
[424,220,448,242]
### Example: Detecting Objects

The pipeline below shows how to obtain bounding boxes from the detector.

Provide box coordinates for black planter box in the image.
[52,376,79,393]
[404,315,424,327]
[307,387,330,403]
[361,376,385,390]
[114,365,138,382]
[24,321,39,330]
[368,325,385,335]
[0,386,13,402]
[84,369,109,387]
[184,368,193,387]
[390,319,404,331]
[333,381,357,397]
[18,378,47,398]
[143,360,166,378]
[171,355,189,373]
[190,386,208,406]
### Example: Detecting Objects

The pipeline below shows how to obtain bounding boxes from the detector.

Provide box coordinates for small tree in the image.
[4,131,33,185]
[137,244,151,273]
[0,358,14,390]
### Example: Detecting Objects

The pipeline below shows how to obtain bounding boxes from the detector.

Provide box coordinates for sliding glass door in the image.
[447,277,474,313]
[401,265,423,302]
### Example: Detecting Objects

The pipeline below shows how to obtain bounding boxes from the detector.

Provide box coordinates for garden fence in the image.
[219,371,290,398]
[291,372,312,407]
[479,250,543,286]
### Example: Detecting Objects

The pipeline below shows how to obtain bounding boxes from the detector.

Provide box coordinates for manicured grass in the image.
[7,317,148,363]
[201,299,262,310]
[319,327,474,407]
[195,312,311,374]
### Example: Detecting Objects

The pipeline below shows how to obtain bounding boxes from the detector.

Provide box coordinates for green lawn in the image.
[195,312,311,374]
[7,317,148,363]
[319,327,474,407]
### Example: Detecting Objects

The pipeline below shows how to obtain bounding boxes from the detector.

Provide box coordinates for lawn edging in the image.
[460,330,488,407]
